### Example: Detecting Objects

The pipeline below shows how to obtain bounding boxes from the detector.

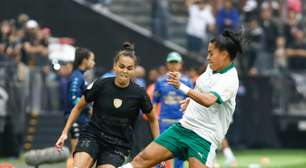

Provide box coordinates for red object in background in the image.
[288,0,301,13]
[143,83,160,120]
[0,163,14,168]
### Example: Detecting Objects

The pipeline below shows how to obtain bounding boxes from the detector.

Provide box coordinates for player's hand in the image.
[180,98,190,112]
[167,72,181,88]
[55,133,67,152]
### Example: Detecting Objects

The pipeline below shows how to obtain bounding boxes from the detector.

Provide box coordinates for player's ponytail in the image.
[210,29,248,60]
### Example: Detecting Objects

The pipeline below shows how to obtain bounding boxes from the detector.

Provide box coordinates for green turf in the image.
[215,149,306,168]
[1,149,306,168]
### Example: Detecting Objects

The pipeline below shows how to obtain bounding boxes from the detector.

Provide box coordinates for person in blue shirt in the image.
[64,47,95,168]
[153,52,193,168]
[216,0,240,35]
[101,70,115,78]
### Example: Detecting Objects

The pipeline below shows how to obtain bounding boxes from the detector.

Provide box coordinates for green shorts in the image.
[154,123,216,167]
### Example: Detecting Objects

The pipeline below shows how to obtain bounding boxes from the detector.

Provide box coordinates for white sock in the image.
[223,147,235,161]
[118,163,133,168]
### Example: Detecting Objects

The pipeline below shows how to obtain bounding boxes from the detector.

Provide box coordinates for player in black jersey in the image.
[55,42,160,168]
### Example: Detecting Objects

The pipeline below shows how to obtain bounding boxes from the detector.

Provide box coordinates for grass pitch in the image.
[1,149,306,168]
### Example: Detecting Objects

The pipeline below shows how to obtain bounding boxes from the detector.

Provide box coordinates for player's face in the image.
[207,42,227,71]
[167,62,182,72]
[85,52,95,70]
[113,55,136,85]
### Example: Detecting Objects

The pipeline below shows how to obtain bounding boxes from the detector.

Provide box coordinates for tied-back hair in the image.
[210,29,248,60]
[73,47,92,69]
[114,41,138,65]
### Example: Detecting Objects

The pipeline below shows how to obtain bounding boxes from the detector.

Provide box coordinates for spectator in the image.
[21,19,49,66]
[283,10,303,48]
[244,16,263,75]
[151,0,170,40]
[216,0,240,34]
[251,5,280,75]
[152,52,193,168]
[286,29,306,71]
[185,0,215,55]
[134,65,146,88]
[274,36,287,69]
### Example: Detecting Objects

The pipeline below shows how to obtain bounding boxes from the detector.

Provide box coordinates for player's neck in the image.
[114,78,130,88]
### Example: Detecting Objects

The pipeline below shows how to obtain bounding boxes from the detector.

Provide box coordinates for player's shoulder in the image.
[70,69,83,80]
[91,76,114,88]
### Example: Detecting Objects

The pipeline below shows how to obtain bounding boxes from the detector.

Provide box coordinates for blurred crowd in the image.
[84,0,306,76]
[150,0,306,76]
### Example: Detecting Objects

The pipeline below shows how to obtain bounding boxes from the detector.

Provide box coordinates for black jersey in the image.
[83,77,152,149]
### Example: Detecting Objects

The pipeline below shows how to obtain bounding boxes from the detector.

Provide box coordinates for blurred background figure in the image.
[64,48,95,168]
[185,0,215,56]
[151,0,170,40]
[216,0,240,34]
[153,52,193,168]
[134,65,146,87]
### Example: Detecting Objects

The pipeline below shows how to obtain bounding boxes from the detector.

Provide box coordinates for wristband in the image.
[179,83,191,95]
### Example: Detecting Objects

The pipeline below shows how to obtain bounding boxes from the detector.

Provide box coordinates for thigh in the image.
[70,138,78,153]
[97,165,115,168]
[96,148,126,167]
[188,157,208,168]
[74,152,95,168]
[132,142,174,167]
[74,134,100,162]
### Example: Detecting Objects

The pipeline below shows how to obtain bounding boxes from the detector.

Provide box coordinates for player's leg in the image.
[73,130,99,168]
[96,146,127,168]
[120,142,173,168]
[120,123,186,168]
[158,121,184,168]
[188,157,208,168]
[175,123,216,168]
[156,120,172,168]
[66,138,78,168]
[67,123,82,168]
[222,139,237,167]
[73,152,95,168]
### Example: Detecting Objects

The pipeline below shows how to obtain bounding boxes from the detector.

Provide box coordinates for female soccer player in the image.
[56,42,159,168]
[120,30,245,168]
[64,47,95,168]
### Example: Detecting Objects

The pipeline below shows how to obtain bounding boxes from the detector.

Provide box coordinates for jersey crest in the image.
[113,98,123,108]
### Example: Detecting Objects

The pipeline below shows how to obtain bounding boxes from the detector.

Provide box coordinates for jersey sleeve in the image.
[153,80,161,104]
[84,79,100,103]
[69,75,83,106]
[140,89,153,114]
[209,76,237,104]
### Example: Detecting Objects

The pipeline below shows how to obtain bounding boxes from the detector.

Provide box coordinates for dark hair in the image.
[73,47,92,69]
[114,42,138,65]
[210,30,247,60]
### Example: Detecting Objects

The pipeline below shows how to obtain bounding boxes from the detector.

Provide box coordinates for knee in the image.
[133,151,146,163]
[132,150,151,165]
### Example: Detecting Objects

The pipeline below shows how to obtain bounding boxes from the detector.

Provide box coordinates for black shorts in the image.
[74,127,128,167]
[69,122,84,139]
